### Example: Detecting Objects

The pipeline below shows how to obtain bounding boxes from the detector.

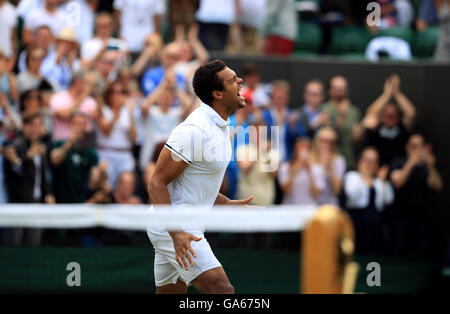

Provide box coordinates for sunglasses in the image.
[318,138,336,144]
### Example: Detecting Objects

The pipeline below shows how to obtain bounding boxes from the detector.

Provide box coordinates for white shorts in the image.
[147,229,222,287]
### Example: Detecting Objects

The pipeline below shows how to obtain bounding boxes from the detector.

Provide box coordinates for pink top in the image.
[50,91,97,141]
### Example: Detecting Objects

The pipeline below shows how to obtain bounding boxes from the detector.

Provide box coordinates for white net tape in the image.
[0,205,318,232]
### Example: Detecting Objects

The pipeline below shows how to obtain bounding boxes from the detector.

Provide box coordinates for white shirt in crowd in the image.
[161,102,232,234]
[196,0,236,25]
[96,106,133,150]
[365,37,412,62]
[114,0,166,52]
[81,37,128,62]
[17,0,44,19]
[24,6,68,36]
[0,2,18,58]
[239,0,267,29]
[344,171,395,212]
[66,0,96,45]
[278,162,326,206]
[139,104,183,170]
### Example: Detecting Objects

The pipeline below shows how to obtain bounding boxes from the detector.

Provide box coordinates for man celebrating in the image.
[148,59,253,294]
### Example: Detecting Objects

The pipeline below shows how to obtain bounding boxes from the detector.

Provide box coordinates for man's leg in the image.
[156,279,188,294]
[191,267,234,294]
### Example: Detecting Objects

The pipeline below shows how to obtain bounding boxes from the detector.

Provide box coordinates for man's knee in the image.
[206,280,234,294]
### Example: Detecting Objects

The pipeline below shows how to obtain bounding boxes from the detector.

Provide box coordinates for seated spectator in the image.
[49,71,98,142]
[40,27,81,91]
[416,0,450,61]
[295,79,327,138]
[311,126,346,206]
[139,70,195,170]
[113,0,165,53]
[0,0,18,71]
[19,25,55,73]
[365,36,412,62]
[377,0,414,28]
[320,75,363,170]
[344,147,394,253]
[81,12,128,69]
[22,0,68,45]
[363,74,416,166]
[50,112,99,203]
[241,62,271,109]
[17,45,58,94]
[262,0,297,56]
[236,0,267,54]
[279,137,324,205]
[262,80,306,161]
[96,80,137,187]
[195,0,237,51]
[0,49,18,109]
[112,171,142,204]
[390,134,443,255]
[3,112,55,246]
[141,42,186,96]
[236,120,280,206]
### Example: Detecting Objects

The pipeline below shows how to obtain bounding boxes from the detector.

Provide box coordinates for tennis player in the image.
[147,60,254,294]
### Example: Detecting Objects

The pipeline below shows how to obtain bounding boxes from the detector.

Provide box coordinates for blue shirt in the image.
[141,66,186,96]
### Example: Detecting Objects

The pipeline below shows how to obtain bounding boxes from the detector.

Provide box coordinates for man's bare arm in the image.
[148,147,201,270]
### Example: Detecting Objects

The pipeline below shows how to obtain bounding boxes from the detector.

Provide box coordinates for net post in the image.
[301,205,357,294]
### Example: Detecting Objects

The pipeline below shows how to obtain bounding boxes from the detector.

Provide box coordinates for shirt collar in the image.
[200,102,230,128]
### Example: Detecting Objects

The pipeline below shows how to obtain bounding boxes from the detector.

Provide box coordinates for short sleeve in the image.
[113,0,125,10]
[165,124,203,165]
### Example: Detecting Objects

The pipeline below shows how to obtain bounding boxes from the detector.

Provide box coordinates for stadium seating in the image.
[294,21,322,56]
[329,26,373,56]
[413,27,441,59]
[377,26,414,45]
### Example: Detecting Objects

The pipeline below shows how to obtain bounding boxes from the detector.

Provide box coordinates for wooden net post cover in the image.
[301,205,357,294]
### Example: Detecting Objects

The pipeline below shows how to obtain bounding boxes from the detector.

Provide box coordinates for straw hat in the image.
[56,27,78,43]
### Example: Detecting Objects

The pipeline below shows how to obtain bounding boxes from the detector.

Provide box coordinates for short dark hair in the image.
[193,59,227,106]
[22,111,42,125]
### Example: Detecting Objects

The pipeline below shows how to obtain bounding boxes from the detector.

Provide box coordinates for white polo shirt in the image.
[152,102,232,234]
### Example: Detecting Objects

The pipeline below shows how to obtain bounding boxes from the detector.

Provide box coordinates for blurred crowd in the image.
[0,0,445,256]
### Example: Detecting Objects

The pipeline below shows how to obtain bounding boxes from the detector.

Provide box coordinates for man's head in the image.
[22,112,43,141]
[95,12,113,39]
[304,79,324,110]
[70,111,88,134]
[193,59,245,111]
[45,0,60,9]
[328,76,349,102]
[34,26,54,50]
[20,89,41,114]
[380,102,401,128]
[160,43,181,69]
[116,171,136,199]
[26,45,46,73]
[96,50,116,78]
[406,134,425,157]
[271,80,290,110]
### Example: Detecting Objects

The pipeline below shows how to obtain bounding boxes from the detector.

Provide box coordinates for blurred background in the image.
[0,0,449,294]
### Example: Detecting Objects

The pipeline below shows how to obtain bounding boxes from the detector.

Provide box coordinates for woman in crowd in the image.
[343,147,394,253]
[279,137,323,206]
[311,126,346,206]
[17,45,57,94]
[0,49,18,108]
[96,80,136,187]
